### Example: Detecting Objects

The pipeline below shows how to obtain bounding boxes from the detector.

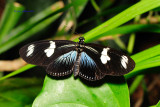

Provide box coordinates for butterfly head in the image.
[79,37,85,44]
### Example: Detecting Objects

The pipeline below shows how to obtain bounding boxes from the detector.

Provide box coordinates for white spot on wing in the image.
[121,55,128,69]
[100,48,110,64]
[26,44,35,57]
[44,41,56,57]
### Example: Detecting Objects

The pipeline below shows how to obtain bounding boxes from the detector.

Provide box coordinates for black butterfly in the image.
[19,37,135,81]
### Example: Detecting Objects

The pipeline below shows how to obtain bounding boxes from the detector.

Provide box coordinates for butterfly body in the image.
[19,37,135,81]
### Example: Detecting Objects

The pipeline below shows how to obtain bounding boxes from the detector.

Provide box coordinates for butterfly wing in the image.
[78,52,105,81]
[82,43,135,76]
[19,40,76,66]
[46,50,77,76]
[19,39,135,80]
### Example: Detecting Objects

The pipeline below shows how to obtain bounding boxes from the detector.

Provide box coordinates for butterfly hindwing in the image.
[19,40,76,66]
[78,52,105,81]
[83,43,135,76]
[46,51,77,76]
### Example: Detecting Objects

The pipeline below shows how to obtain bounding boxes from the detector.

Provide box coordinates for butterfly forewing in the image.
[19,40,76,66]
[106,48,135,75]
[83,43,135,76]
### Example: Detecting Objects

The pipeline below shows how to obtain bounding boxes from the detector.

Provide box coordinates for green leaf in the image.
[33,76,129,107]
[125,44,160,79]
[0,1,63,54]
[156,101,160,107]
[131,44,160,63]
[129,75,144,95]
[91,0,100,12]
[0,64,35,81]
[127,33,135,54]
[0,13,62,54]
[0,1,25,41]
[96,24,160,40]
[126,55,160,79]
[0,78,43,107]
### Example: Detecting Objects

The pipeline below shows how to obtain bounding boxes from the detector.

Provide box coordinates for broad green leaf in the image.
[0,78,43,107]
[33,76,129,107]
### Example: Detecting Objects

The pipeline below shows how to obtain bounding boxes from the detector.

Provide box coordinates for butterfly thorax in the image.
[76,37,85,53]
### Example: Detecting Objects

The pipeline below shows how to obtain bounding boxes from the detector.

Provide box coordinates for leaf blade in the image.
[33,76,129,107]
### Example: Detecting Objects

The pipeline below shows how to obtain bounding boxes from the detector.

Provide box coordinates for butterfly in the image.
[19,37,135,81]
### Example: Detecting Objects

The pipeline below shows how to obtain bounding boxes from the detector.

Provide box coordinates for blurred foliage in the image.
[0,0,160,107]
[0,78,43,107]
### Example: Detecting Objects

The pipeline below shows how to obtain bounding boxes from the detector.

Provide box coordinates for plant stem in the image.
[90,0,100,13]
[129,75,144,95]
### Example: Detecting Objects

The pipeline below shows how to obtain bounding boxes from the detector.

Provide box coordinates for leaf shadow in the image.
[47,73,126,88]
[47,73,73,80]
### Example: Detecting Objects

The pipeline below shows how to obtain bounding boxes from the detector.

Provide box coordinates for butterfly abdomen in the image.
[73,53,81,77]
